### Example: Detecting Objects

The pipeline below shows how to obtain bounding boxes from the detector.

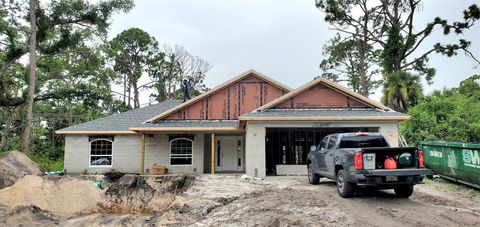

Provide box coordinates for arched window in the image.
[170,138,193,165]
[90,139,113,167]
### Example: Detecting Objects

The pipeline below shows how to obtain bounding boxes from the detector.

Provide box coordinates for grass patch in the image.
[29,154,64,172]
[426,176,479,198]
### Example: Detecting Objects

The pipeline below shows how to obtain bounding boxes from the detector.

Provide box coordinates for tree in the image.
[0,0,133,154]
[164,45,211,97]
[316,0,385,97]
[0,0,134,107]
[148,45,211,102]
[319,34,382,96]
[382,71,423,112]
[21,0,38,154]
[316,0,479,84]
[458,74,480,99]
[108,28,158,109]
[380,2,479,81]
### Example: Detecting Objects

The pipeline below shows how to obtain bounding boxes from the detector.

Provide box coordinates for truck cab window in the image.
[318,137,328,151]
[327,136,337,149]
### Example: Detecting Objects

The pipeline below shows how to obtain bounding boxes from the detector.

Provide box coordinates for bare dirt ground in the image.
[1,174,480,227]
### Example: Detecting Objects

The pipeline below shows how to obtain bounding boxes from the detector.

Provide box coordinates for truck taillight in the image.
[354,153,363,170]
[418,149,425,168]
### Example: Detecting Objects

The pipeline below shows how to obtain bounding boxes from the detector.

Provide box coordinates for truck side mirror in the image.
[310,145,317,152]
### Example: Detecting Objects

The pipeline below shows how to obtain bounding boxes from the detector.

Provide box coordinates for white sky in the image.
[109,0,480,104]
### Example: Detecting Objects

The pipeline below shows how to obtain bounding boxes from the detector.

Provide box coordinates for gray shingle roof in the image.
[57,100,182,132]
[135,120,238,128]
[58,102,407,133]
[240,108,408,118]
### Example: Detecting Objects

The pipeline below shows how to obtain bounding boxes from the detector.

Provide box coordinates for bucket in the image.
[151,164,167,175]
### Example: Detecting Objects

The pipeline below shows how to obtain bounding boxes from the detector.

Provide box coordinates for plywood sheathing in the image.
[274,84,368,109]
[256,77,389,111]
[146,70,291,122]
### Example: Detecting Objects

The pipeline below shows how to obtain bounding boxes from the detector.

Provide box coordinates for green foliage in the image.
[382,71,423,113]
[108,27,159,108]
[146,45,210,103]
[379,3,479,81]
[381,25,405,74]
[320,34,382,95]
[0,0,134,107]
[316,0,479,90]
[400,76,480,146]
[29,153,64,171]
[0,0,211,165]
[0,0,133,159]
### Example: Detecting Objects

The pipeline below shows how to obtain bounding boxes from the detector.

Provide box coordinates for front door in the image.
[215,136,244,172]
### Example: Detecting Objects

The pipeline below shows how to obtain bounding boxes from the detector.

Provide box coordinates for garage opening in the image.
[265,127,379,175]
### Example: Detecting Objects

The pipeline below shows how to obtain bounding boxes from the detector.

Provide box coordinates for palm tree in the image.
[382,71,423,113]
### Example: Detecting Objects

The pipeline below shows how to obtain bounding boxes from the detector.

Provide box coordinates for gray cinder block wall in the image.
[64,134,204,174]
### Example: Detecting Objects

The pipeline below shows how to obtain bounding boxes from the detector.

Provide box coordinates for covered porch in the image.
[130,120,246,175]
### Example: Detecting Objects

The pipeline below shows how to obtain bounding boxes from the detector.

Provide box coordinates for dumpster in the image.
[421,141,480,189]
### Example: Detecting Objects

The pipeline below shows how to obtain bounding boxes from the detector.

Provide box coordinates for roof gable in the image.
[145,69,292,122]
[256,77,388,111]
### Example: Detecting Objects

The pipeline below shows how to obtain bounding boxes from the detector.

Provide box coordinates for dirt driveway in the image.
[244,176,480,226]
[1,174,480,226]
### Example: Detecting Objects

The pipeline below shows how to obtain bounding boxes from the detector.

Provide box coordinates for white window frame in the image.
[89,139,113,168]
[169,138,193,166]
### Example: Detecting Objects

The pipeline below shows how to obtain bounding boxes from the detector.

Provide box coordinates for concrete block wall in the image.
[64,135,141,173]
[245,123,266,178]
[144,133,204,174]
[64,133,204,174]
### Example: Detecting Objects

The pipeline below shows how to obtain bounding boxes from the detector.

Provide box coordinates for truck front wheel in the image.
[336,169,354,198]
[394,184,414,198]
[308,164,320,185]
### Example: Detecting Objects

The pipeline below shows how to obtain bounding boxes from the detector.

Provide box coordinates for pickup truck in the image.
[307,132,431,198]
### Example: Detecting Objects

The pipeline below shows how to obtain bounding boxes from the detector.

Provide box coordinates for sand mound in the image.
[0,175,105,216]
[0,151,42,189]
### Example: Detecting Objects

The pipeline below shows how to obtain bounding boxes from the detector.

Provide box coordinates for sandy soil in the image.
[0,175,106,216]
[0,151,42,189]
[1,174,480,226]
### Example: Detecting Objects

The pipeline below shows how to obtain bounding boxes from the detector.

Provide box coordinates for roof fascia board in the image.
[238,116,411,122]
[254,77,388,111]
[129,127,244,132]
[143,69,292,123]
[55,131,137,135]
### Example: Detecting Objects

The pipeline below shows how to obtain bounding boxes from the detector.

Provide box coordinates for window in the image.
[170,138,193,165]
[339,136,389,148]
[327,136,337,149]
[318,137,328,151]
[90,139,113,167]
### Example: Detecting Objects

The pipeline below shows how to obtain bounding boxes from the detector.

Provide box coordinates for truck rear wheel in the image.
[394,184,414,198]
[336,169,354,198]
[308,164,320,185]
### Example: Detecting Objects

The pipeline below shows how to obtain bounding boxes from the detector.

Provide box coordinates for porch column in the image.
[140,133,145,175]
[211,133,215,175]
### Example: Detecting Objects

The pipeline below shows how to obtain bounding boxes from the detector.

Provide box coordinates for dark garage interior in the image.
[265,127,379,175]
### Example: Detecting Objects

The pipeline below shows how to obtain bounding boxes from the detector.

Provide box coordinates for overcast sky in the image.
[109,0,480,104]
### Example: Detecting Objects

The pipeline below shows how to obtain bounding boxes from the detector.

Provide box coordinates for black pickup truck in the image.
[306,132,431,198]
